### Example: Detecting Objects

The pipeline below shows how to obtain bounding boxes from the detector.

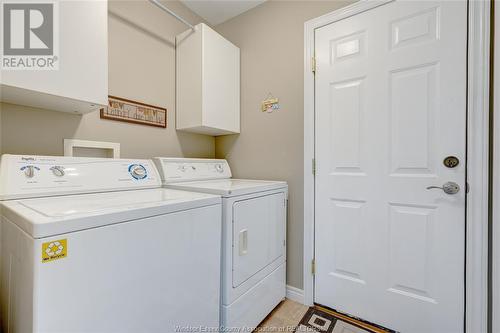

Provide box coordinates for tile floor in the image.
[257,299,309,332]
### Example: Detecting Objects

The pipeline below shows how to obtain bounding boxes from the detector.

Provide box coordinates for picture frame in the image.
[100,95,167,128]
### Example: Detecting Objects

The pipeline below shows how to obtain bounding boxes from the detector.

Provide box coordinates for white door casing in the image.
[313,1,466,332]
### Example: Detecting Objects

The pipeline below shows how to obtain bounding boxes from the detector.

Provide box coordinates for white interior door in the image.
[314,1,467,332]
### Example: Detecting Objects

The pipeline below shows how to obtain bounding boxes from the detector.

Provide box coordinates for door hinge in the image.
[312,158,316,176]
[311,259,316,275]
[311,56,316,73]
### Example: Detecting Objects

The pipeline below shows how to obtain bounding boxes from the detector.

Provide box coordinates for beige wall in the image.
[0,0,214,159]
[215,0,354,289]
[0,0,355,291]
[0,106,2,156]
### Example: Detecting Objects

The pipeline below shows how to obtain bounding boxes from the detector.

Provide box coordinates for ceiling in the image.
[180,0,267,25]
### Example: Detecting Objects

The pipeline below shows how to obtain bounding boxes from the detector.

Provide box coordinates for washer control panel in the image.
[0,155,161,200]
[153,158,231,183]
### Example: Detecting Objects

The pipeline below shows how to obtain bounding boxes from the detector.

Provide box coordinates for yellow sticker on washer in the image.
[42,239,67,263]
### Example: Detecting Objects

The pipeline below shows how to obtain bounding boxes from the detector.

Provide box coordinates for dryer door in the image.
[232,192,286,287]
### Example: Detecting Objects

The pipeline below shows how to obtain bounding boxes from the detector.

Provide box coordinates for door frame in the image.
[492,3,500,332]
[303,1,490,332]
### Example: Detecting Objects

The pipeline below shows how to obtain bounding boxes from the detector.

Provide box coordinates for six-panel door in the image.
[314,1,467,332]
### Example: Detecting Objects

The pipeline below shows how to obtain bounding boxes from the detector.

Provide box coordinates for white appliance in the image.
[153,158,287,329]
[0,155,222,333]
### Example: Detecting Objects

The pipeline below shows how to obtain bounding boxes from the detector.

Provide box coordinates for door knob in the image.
[426,182,460,195]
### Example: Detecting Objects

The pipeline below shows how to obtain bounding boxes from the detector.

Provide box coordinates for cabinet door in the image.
[176,23,240,135]
[1,0,108,112]
[202,24,240,134]
[232,192,286,287]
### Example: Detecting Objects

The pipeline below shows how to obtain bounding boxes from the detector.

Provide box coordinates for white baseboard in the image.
[286,285,305,304]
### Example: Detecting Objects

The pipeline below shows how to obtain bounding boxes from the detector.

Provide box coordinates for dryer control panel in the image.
[0,155,161,200]
[153,158,232,184]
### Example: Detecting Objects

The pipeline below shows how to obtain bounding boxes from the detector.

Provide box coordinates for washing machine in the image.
[153,157,287,329]
[0,154,222,333]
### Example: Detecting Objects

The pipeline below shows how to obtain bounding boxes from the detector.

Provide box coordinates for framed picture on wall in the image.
[100,95,167,128]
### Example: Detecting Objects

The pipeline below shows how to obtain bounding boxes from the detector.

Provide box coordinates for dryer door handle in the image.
[239,229,248,256]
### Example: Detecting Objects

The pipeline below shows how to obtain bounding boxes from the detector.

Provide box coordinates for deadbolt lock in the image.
[443,156,459,168]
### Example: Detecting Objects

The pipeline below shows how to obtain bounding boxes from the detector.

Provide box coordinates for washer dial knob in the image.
[215,164,224,173]
[50,166,65,177]
[129,164,147,180]
[24,165,35,178]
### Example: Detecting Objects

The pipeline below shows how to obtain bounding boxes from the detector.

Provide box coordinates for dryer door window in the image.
[232,192,286,288]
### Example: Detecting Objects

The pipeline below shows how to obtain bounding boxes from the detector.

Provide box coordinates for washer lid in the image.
[166,179,288,197]
[1,188,221,238]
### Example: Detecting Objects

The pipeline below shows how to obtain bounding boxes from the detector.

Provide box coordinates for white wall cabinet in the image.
[0,0,108,114]
[176,23,240,136]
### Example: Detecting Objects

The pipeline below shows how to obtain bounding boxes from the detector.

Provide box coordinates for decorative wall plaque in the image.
[261,93,280,113]
[100,95,167,128]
